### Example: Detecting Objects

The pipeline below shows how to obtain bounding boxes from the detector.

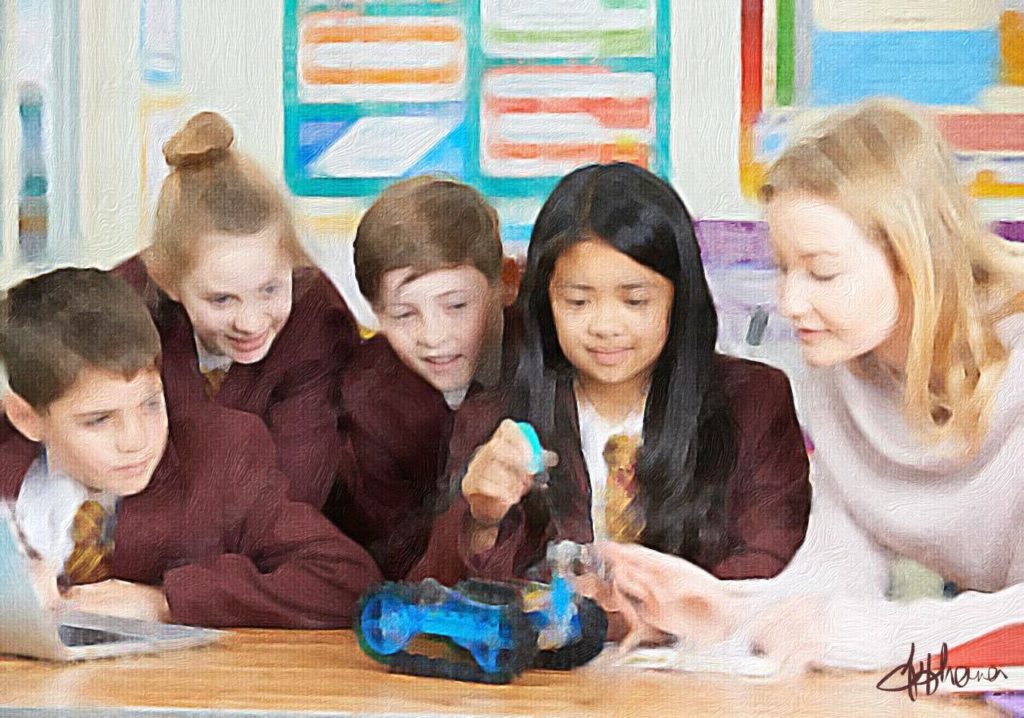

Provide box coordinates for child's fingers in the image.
[541,449,559,469]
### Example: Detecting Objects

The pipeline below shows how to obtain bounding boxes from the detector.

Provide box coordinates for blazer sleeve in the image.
[406,393,532,584]
[161,427,381,629]
[712,366,811,579]
[268,281,359,508]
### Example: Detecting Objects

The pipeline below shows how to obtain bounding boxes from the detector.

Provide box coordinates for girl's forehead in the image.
[190,230,290,286]
[551,241,666,287]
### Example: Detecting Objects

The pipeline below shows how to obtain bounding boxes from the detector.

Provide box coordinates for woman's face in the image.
[549,240,674,393]
[767,192,902,368]
[171,225,294,364]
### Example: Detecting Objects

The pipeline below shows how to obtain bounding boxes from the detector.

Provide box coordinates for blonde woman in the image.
[591,99,1024,671]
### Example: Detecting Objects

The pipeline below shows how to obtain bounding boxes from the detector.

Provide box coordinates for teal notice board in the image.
[283,0,672,201]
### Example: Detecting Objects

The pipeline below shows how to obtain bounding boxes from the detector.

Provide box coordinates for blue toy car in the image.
[356,542,608,684]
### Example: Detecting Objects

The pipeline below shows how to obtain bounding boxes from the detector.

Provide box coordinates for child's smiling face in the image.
[170,226,294,365]
[376,264,501,394]
[548,240,674,396]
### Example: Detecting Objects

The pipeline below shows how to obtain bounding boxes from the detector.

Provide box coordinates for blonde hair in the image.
[761,99,1024,452]
[144,112,309,286]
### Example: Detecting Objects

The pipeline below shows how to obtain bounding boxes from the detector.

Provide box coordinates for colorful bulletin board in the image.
[283,0,671,213]
[741,0,1024,208]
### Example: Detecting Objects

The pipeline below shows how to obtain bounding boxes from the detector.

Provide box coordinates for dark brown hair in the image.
[0,268,161,410]
[354,177,502,303]
[144,112,309,286]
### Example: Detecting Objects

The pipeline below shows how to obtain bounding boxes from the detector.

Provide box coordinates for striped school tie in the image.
[603,434,644,543]
[202,367,228,400]
[61,500,115,586]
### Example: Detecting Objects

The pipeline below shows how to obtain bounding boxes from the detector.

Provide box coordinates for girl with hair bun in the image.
[115,111,359,508]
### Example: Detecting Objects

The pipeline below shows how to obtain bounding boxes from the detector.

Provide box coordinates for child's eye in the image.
[144,398,163,412]
[810,272,839,282]
[261,284,279,297]
[389,311,415,321]
[209,295,232,306]
[448,302,468,311]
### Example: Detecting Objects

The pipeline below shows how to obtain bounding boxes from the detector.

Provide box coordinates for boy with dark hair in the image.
[0,268,380,627]
[328,177,514,580]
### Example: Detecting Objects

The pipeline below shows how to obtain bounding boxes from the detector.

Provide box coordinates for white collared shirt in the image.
[14,454,117,569]
[575,397,644,542]
[194,333,232,375]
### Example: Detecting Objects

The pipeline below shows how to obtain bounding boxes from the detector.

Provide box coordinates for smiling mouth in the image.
[587,347,633,365]
[422,355,463,369]
[115,459,151,474]
[229,331,270,351]
[796,328,828,341]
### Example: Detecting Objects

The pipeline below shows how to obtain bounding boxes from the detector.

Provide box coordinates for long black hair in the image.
[508,163,738,563]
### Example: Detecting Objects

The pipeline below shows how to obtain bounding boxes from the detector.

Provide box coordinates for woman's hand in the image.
[595,542,744,648]
[595,542,825,673]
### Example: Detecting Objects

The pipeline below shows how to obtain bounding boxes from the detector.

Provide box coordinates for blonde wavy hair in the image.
[761,99,1024,452]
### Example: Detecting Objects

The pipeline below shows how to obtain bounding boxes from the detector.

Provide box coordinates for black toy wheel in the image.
[534,597,608,670]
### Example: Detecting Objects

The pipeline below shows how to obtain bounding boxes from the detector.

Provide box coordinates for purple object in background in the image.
[987,692,1024,717]
[694,220,1024,270]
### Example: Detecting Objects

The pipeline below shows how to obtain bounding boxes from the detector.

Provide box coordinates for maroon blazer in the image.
[114,256,358,508]
[327,336,459,580]
[409,355,811,585]
[0,406,382,629]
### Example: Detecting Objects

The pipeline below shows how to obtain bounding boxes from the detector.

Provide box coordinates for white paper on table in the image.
[607,634,781,678]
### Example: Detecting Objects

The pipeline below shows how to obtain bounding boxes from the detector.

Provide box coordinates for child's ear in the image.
[4,392,46,442]
[500,256,520,307]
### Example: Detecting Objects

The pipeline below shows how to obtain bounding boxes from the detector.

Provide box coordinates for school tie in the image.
[602,434,644,543]
[61,500,115,587]
[202,367,228,400]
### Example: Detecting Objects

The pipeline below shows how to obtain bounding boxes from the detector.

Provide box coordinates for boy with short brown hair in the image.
[329,177,513,580]
[1,268,380,627]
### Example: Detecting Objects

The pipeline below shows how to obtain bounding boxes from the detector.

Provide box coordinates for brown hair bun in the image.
[163,111,234,168]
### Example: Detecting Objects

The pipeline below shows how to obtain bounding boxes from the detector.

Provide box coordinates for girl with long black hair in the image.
[411,163,810,599]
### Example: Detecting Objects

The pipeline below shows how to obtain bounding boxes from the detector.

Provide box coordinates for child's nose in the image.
[587,300,626,337]
[233,303,264,334]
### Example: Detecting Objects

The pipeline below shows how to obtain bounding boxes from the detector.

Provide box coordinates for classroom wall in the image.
[23,1,747,328]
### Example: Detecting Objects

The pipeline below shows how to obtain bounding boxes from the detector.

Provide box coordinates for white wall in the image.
[671,2,760,220]
[2,1,753,304]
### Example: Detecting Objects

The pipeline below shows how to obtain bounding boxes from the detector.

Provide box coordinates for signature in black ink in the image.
[876,643,1009,701]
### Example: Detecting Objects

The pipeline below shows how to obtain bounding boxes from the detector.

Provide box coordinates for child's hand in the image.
[461,419,557,529]
[64,580,171,623]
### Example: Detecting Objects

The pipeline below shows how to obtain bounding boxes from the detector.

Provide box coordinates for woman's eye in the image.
[262,285,279,296]
[811,272,839,282]
[625,298,650,307]
[210,295,231,306]
[85,415,111,427]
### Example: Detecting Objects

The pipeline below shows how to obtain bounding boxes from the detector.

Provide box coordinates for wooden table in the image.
[0,630,1001,717]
